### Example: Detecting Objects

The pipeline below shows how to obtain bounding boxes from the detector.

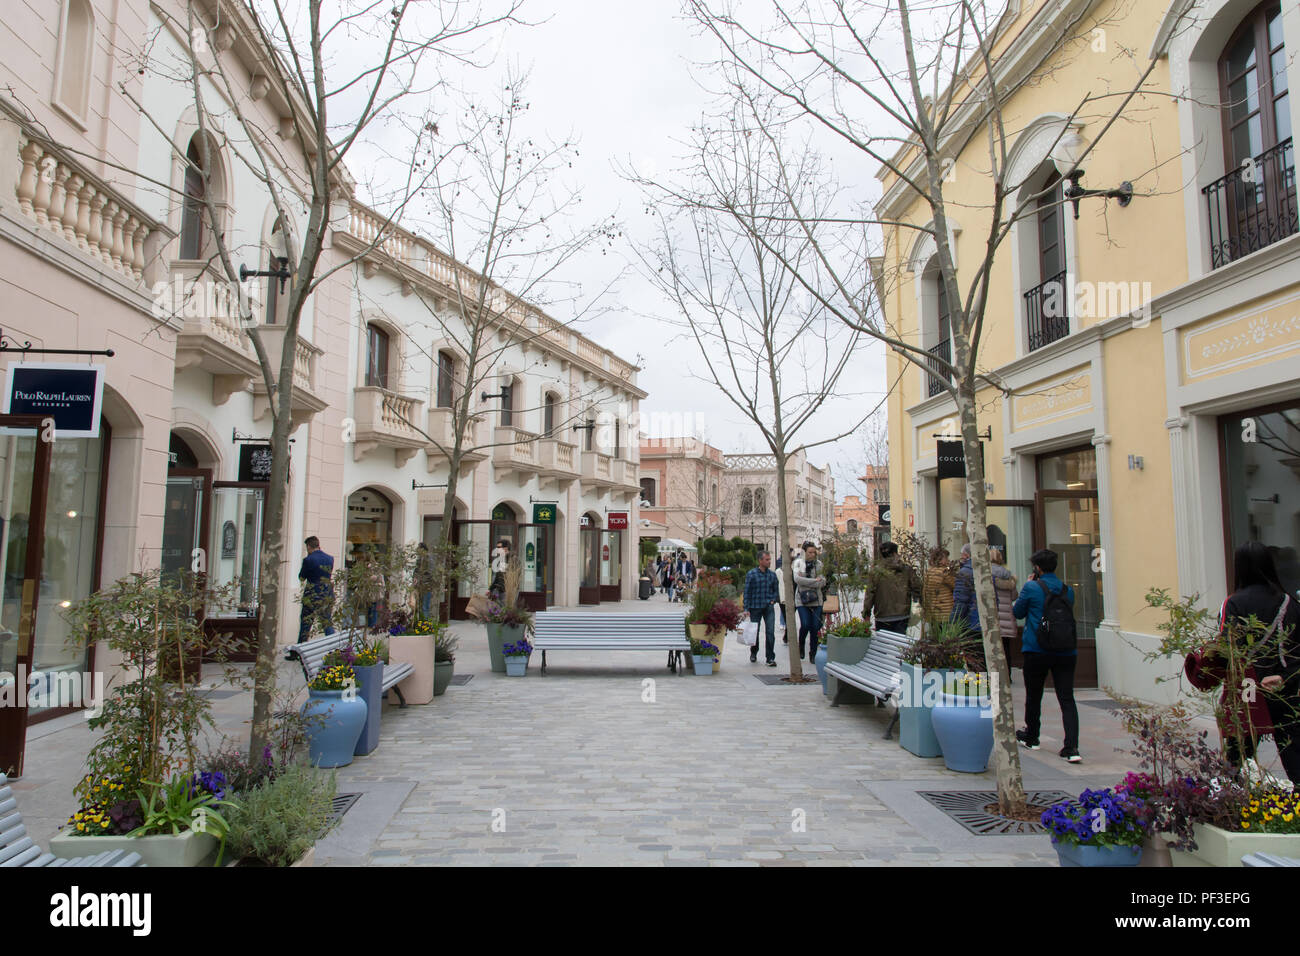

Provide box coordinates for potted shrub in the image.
[699,596,743,673]
[225,764,337,867]
[1041,787,1147,867]
[301,663,367,768]
[689,637,720,676]
[503,637,533,677]
[469,561,534,673]
[826,616,872,665]
[318,635,385,756]
[434,625,458,696]
[929,671,994,772]
[897,619,978,758]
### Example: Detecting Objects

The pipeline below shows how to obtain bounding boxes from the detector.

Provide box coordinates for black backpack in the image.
[1035,579,1077,652]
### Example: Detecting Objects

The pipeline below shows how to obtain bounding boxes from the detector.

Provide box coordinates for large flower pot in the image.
[930,692,994,773]
[488,623,524,674]
[827,635,870,665]
[49,828,221,867]
[1053,842,1142,867]
[387,633,434,705]
[1170,824,1300,867]
[433,660,454,696]
[352,662,383,756]
[505,656,528,677]
[692,655,715,675]
[897,664,961,758]
[301,688,367,768]
[815,644,829,693]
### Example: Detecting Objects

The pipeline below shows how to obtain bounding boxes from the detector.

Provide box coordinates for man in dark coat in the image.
[298,536,336,642]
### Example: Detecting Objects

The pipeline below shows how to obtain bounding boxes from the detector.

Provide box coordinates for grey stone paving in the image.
[16,594,1264,866]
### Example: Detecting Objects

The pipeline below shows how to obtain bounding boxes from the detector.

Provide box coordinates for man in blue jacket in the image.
[298,536,336,643]
[1011,548,1080,762]
[949,543,979,632]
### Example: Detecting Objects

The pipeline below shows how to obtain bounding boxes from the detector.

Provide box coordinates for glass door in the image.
[206,484,264,661]
[452,520,490,618]
[162,471,209,583]
[0,415,53,777]
[579,527,601,605]
[1034,490,1102,687]
[517,524,552,610]
[599,529,622,601]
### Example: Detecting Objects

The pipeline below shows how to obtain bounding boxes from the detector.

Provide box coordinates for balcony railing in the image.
[1202,138,1297,269]
[926,339,951,397]
[1025,270,1069,352]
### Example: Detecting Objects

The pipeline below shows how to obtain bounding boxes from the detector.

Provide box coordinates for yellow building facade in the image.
[881,0,1300,699]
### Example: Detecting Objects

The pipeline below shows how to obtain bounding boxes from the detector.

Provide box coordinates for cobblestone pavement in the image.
[18,594,1266,866]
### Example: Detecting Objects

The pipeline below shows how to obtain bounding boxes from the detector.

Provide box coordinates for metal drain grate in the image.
[449,674,474,686]
[324,792,363,834]
[917,789,1074,835]
[753,674,821,685]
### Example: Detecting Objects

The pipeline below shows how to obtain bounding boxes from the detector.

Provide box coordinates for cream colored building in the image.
[879,0,1300,696]
[0,0,641,770]
[722,449,837,553]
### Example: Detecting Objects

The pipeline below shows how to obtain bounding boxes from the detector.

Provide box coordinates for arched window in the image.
[640,477,656,506]
[1211,2,1293,265]
[1026,173,1068,351]
[180,137,208,260]
[741,488,753,515]
[754,488,767,515]
[437,351,456,408]
[924,261,954,395]
[55,0,94,122]
[264,217,292,324]
[711,482,717,507]
[847,519,859,533]
[543,391,557,436]
[697,479,705,506]
[365,323,390,389]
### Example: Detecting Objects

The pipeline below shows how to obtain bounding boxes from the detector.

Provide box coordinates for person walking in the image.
[743,550,781,666]
[1198,541,1300,783]
[298,536,336,642]
[793,542,826,664]
[949,544,980,635]
[922,547,956,627]
[990,546,1019,660]
[862,540,922,634]
[1012,548,1081,762]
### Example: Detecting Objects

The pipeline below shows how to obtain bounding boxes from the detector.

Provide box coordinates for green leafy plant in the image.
[224,764,337,867]
[434,625,458,663]
[828,616,872,638]
[133,774,236,865]
[308,663,356,692]
[901,617,978,669]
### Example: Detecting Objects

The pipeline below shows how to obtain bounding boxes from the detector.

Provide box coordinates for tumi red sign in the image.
[607,512,629,530]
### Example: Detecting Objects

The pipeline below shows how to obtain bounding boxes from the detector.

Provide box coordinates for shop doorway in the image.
[0,414,53,777]
[579,512,602,605]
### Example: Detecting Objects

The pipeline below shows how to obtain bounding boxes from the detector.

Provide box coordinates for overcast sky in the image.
[352,0,892,500]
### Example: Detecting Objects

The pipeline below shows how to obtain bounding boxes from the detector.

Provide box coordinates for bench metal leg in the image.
[541,650,547,675]
[667,650,676,673]
[392,686,408,709]
[883,704,899,740]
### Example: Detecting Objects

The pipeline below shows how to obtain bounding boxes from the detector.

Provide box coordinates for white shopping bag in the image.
[739,621,759,647]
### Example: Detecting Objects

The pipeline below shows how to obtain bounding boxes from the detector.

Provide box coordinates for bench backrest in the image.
[288,628,362,680]
[862,628,910,668]
[0,773,27,857]
[533,613,688,639]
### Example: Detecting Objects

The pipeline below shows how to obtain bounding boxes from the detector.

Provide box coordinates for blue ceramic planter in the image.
[1053,842,1142,867]
[930,692,994,772]
[301,689,367,768]
[815,644,829,694]
[898,665,961,758]
[692,655,714,675]
[505,656,528,676]
[352,663,383,756]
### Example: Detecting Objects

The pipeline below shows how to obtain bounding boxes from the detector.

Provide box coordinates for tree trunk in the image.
[773,451,805,680]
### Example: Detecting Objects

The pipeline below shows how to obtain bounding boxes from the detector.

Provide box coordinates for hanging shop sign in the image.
[607,512,629,530]
[3,362,104,438]
[880,509,891,526]
[936,441,986,480]
[532,503,557,525]
[238,444,274,482]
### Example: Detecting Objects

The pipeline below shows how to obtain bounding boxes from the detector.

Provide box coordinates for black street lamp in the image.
[1051,132,1133,220]
[239,229,292,294]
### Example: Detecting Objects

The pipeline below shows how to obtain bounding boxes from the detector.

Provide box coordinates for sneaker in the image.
[766,660,777,667]
[750,653,758,663]
[1015,729,1040,750]
[1060,748,1082,763]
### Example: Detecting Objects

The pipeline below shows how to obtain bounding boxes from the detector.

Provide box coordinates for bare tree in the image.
[124,0,524,756]
[686,0,1182,811]
[631,100,871,681]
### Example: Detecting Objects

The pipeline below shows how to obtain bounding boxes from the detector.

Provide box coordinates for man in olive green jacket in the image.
[862,542,922,634]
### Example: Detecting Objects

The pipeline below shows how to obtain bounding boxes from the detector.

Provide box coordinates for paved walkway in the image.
[15,594,1270,866]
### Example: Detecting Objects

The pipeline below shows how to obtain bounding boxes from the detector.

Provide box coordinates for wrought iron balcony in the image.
[1025,270,1069,352]
[926,339,951,397]
[1202,138,1297,269]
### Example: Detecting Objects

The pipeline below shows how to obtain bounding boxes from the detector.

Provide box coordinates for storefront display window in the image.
[1221,403,1300,598]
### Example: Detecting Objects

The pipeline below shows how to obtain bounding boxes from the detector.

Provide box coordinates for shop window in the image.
[1221,403,1300,598]
[346,487,393,568]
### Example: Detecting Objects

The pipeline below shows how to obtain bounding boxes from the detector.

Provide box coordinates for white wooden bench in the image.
[0,774,145,867]
[824,628,910,738]
[1243,852,1300,866]
[531,611,691,674]
[286,629,416,707]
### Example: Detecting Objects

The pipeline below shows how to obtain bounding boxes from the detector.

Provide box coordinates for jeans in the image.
[421,591,433,619]
[298,598,335,643]
[797,605,823,659]
[1022,652,1079,751]
[367,603,379,629]
[748,605,776,662]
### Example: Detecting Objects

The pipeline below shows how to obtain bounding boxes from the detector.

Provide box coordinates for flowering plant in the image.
[406,618,442,637]
[187,770,229,803]
[700,598,743,637]
[828,617,871,638]
[502,638,532,658]
[689,638,720,657]
[478,596,535,632]
[308,663,357,692]
[350,634,386,667]
[1239,790,1300,834]
[943,671,990,701]
[1040,787,1149,848]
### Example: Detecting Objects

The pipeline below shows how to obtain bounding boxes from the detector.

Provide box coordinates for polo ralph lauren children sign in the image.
[3,363,105,437]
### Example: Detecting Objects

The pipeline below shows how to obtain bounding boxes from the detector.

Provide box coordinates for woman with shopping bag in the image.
[743,551,781,666]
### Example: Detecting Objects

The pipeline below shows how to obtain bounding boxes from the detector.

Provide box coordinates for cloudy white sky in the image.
[356,0,893,500]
